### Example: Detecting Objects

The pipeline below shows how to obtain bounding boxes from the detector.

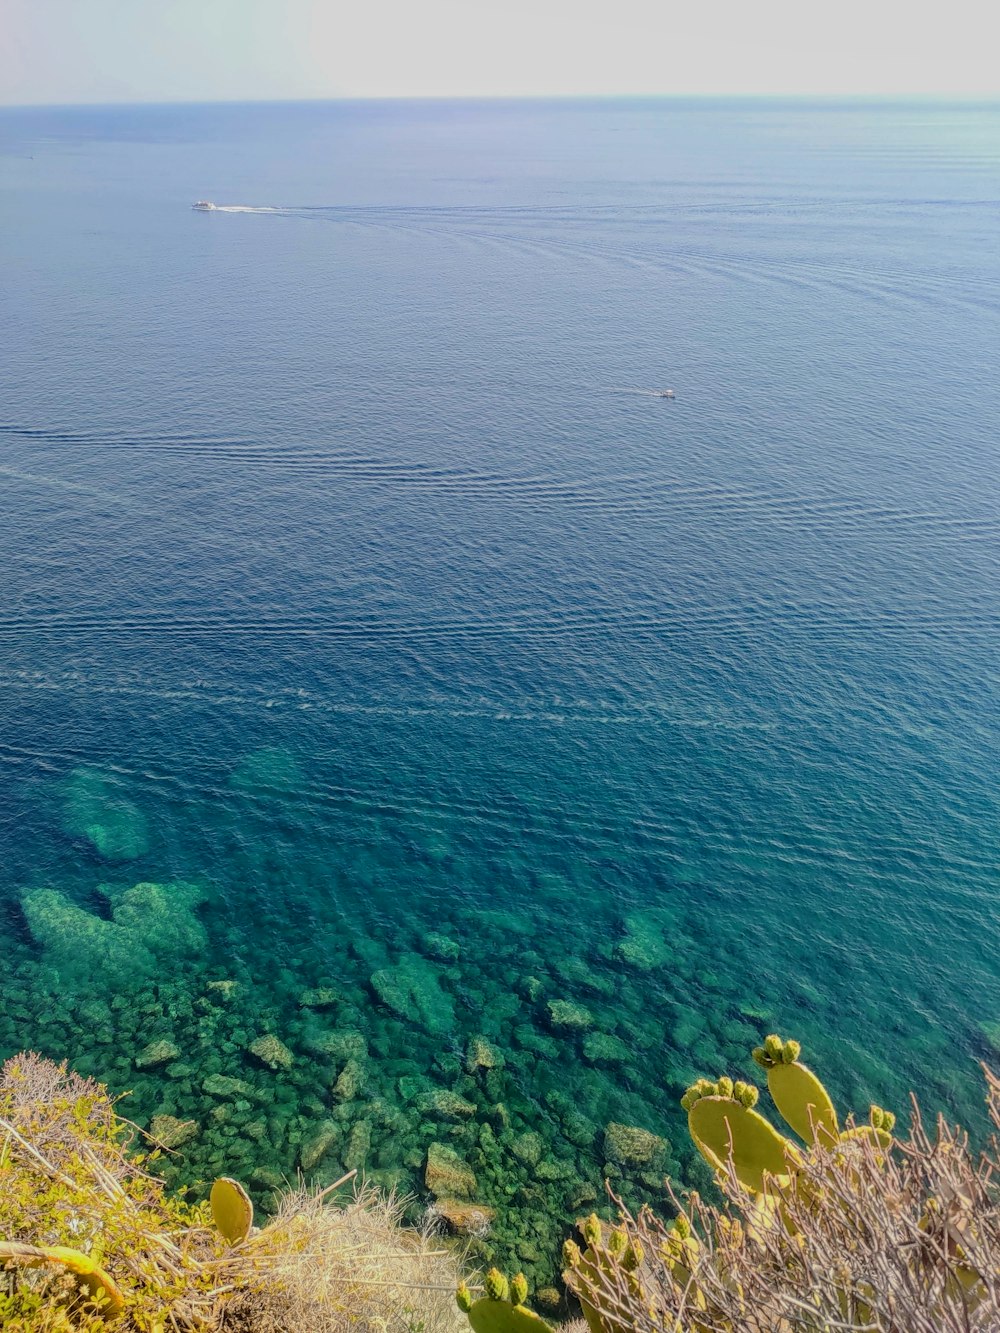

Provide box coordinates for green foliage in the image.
[0,1052,469,1333]
[0,1053,220,1331]
[0,1285,109,1333]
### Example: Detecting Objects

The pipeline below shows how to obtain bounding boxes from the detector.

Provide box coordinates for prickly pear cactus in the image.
[0,1240,125,1321]
[210,1175,254,1244]
[838,1104,897,1151]
[457,1268,554,1333]
[682,1077,798,1194]
[562,1213,646,1333]
[752,1035,839,1145]
[684,1036,897,1198]
[660,1211,702,1293]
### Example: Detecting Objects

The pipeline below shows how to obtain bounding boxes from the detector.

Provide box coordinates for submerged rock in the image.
[511,1131,544,1167]
[615,910,673,972]
[425,1142,477,1198]
[206,979,240,1001]
[149,1114,198,1149]
[62,766,149,862]
[332,1057,366,1103]
[546,999,593,1030]
[298,987,340,1010]
[554,956,616,997]
[603,1122,667,1166]
[21,880,207,987]
[249,1034,293,1071]
[345,1120,371,1171]
[203,1073,252,1098]
[370,953,455,1034]
[422,932,461,962]
[513,1024,560,1059]
[308,1028,368,1061]
[417,1089,477,1120]
[22,887,149,977]
[428,1197,495,1235]
[300,1121,339,1172]
[466,1035,504,1073]
[252,1166,286,1192]
[582,1032,630,1065]
[136,1039,180,1069]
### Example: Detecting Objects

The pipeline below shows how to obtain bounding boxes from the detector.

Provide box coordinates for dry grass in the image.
[223,1183,467,1333]
[567,1068,1000,1332]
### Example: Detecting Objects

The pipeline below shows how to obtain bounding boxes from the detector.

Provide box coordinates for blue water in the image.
[1,98,999,1278]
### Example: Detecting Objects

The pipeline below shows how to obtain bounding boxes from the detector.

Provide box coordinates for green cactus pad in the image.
[210,1175,254,1244]
[868,1105,896,1133]
[767,1059,838,1145]
[838,1124,893,1152]
[688,1095,795,1193]
[661,1224,700,1288]
[563,1249,617,1333]
[0,1241,125,1321]
[467,1299,554,1333]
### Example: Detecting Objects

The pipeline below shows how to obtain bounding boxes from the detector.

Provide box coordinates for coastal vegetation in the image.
[2,1037,997,1330]
[0,1052,464,1332]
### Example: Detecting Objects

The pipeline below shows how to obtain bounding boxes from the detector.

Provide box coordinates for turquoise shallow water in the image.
[1,98,999,1280]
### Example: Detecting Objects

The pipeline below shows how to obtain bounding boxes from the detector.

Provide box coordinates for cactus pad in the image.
[767,1059,839,1145]
[0,1241,125,1320]
[467,1302,553,1333]
[460,1269,554,1333]
[210,1176,254,1244]
[688,1094,795,1193]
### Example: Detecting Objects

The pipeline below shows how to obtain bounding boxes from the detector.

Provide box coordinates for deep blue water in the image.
[1,98,999,1277]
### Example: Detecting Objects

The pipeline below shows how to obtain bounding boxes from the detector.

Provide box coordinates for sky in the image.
[2,0,999,106]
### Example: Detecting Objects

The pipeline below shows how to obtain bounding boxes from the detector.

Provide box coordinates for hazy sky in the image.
[3,0,999,106]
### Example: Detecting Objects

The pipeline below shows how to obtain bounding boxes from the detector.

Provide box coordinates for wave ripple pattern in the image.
[0,98,998,1281]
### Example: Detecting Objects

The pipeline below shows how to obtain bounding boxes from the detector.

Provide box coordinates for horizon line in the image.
[4,91,1000,113]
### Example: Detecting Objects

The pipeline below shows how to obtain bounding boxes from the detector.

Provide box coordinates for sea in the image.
[1,97,998,1279]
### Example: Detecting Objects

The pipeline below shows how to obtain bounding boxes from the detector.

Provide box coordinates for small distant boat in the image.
[657,389,676,399]
[192,200,216,211]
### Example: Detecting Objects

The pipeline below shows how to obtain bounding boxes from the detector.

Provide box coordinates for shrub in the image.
[0,1052,465,1333]
[562,1062,1000,1331]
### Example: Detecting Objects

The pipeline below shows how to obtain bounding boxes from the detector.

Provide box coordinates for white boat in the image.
[192,200,216,211]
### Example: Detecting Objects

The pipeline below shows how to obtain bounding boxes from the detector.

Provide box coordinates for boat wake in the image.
[192,202,288,214]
